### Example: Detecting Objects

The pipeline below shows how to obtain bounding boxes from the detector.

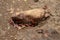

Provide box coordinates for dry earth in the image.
[0,0,60,40]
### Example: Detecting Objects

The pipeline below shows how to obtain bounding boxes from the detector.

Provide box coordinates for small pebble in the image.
[36,29,44,34]
[24,0,27,2]
[0,14,2,16]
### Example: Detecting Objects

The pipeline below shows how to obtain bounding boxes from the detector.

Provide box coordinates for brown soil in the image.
[0,0,60,40]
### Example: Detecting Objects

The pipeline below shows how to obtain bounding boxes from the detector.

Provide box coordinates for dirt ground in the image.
[0,0,60,40]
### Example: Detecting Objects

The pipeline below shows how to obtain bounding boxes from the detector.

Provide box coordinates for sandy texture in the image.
[0,0,60,40]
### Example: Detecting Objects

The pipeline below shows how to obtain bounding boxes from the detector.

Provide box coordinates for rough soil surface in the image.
[0,0,60,40]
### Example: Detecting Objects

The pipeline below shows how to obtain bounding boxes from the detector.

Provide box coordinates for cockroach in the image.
[9,8,50,29]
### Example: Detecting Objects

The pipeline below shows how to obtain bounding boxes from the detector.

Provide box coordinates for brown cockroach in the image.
[9,8,50,29]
